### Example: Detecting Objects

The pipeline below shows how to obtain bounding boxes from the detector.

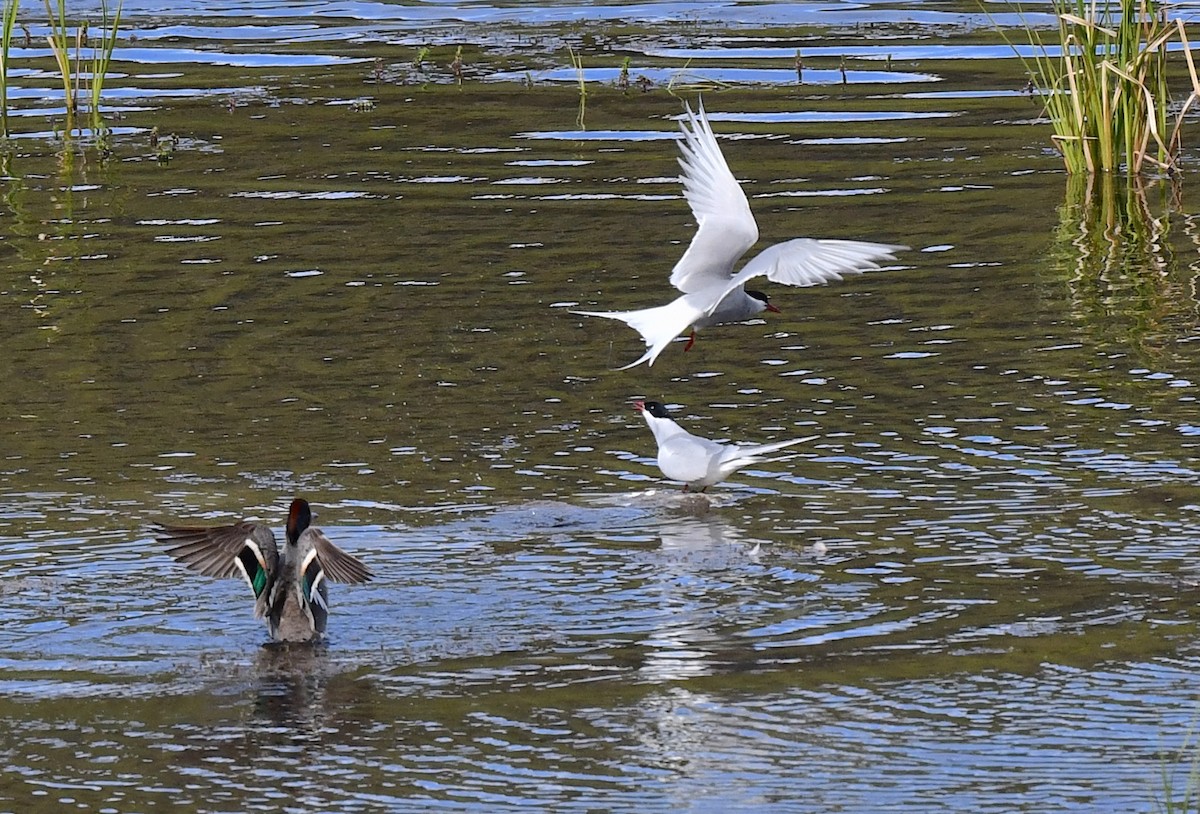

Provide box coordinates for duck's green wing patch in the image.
[152,521,280,593]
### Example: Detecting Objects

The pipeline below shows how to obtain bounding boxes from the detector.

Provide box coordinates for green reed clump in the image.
[1020,0,1200,175]
[87,0,122,134]
[41,0,122,135]
[43,0,75,119]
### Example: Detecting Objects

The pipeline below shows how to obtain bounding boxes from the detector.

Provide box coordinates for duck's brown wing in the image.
[152,521,279,581]
[300,528,373,584]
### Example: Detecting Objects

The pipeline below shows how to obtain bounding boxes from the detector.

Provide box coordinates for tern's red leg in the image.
[683,330,697,352]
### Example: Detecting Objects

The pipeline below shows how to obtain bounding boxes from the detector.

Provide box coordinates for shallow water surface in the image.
[2,1,1200,812]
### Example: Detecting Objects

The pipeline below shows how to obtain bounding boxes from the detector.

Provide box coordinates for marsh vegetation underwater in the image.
[4,0,1200,811]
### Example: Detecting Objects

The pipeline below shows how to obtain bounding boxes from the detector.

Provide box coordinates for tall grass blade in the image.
[568,45,586,130]
[1157,720,1200,813]
[1165,19,1200,163]
[43,0,75,122]
[88,0,122,135]
[0,0,18,139]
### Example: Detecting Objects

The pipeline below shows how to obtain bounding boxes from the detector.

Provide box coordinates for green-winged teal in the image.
[153,498,372,643]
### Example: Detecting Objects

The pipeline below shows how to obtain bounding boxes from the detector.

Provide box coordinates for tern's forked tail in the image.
[573,294,707,369]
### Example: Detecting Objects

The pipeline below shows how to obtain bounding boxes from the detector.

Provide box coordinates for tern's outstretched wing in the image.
[668,101,759,295]
[708,238,907,316]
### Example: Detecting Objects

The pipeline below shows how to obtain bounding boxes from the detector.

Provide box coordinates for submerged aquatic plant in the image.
[1016,0,1200,175]
[0,0,18,139]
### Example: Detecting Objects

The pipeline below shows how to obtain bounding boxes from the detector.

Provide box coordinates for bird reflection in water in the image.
[639,517,764,682]
[251,644,333,731]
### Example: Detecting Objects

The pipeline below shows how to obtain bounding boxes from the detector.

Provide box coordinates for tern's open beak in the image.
[766,303,782,314]
[633,400,646,412]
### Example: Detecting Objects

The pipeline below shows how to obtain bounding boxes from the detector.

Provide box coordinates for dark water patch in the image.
[492,65,938,85]
[646,43,1057,61]
[10,44,367,68]
[701,109,956,123]
[516,129,679,141]
[516,108,953,142]
[893,88,1036,99]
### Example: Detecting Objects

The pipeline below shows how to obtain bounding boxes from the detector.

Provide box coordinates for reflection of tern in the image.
[153,498,373,643]
[635,400,810,492]
[575,100,907,369]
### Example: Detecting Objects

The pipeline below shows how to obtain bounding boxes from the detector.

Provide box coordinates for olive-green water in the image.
[3,2,1200,811]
